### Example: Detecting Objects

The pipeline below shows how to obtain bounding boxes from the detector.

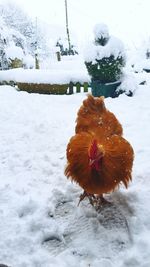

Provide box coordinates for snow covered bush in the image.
[5,43,24,68]
[56,38,78,56]
[85,23,126,83]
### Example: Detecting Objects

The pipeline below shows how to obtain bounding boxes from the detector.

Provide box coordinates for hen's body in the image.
[65,95,134,203]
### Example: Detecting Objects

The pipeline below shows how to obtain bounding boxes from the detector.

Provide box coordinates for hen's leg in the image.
[98,194,110,204]
[78,191,87,206]
[78,191,96,206]
[78,192,110,208]
[93,194,111,210]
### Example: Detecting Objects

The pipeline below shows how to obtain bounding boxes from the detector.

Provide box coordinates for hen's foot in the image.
[78,191,96,206]
[94,195,111,210]
[78,192,111,209]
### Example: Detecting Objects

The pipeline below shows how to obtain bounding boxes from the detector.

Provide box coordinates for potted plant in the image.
[84,23,126,97]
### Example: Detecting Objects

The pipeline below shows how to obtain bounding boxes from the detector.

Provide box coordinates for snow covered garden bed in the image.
[0,62,90,84]
[0,67,91,94]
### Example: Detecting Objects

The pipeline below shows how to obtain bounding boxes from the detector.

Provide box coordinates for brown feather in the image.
[65,132,134,194]
[75,94,123,138]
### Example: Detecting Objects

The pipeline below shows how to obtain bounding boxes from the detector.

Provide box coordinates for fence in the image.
[67,82,91,94]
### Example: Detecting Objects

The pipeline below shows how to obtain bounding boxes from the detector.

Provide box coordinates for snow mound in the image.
[5,44,24,60]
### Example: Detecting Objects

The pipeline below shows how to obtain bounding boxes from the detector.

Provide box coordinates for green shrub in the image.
[85,55,125,83]
[85,23,126,83]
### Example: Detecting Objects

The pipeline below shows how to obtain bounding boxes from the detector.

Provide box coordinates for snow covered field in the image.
[0,82,150,267]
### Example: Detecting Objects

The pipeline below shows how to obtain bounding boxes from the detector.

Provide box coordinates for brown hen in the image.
[65,94,134,207]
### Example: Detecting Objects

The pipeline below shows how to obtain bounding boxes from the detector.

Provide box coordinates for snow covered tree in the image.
[0,17,9,69]
[0,2,32,43]
[0,1,50,65]
[0,2,32,68]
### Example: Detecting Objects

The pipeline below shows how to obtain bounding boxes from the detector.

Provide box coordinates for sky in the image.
[1,0,150,49]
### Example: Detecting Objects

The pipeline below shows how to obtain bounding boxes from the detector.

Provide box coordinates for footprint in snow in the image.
[17,199,38,218]
[43,190,132,258]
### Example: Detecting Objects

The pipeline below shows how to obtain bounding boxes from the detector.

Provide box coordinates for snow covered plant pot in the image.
[84,23,126,97]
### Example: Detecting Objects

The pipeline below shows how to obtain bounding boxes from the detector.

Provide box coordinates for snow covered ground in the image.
[0,80,150,267]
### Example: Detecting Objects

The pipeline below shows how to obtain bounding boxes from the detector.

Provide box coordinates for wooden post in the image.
[83,82,89,92]
[76,82,81,93]
[56,51,61,61]
[35,53,40,69]
[65,0,71,54]
[68,82,74,94]
[35,18,40,69]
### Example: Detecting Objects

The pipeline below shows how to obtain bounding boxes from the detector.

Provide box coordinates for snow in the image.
[0,57,90,84]
[23,54,35,69]
[0,68,90,85]
[93,23,109,40]
[84,35,125,63]
[0,72,150,266]
[5,44,24,60]
[83,23,126,64]
[117,70,138,95]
